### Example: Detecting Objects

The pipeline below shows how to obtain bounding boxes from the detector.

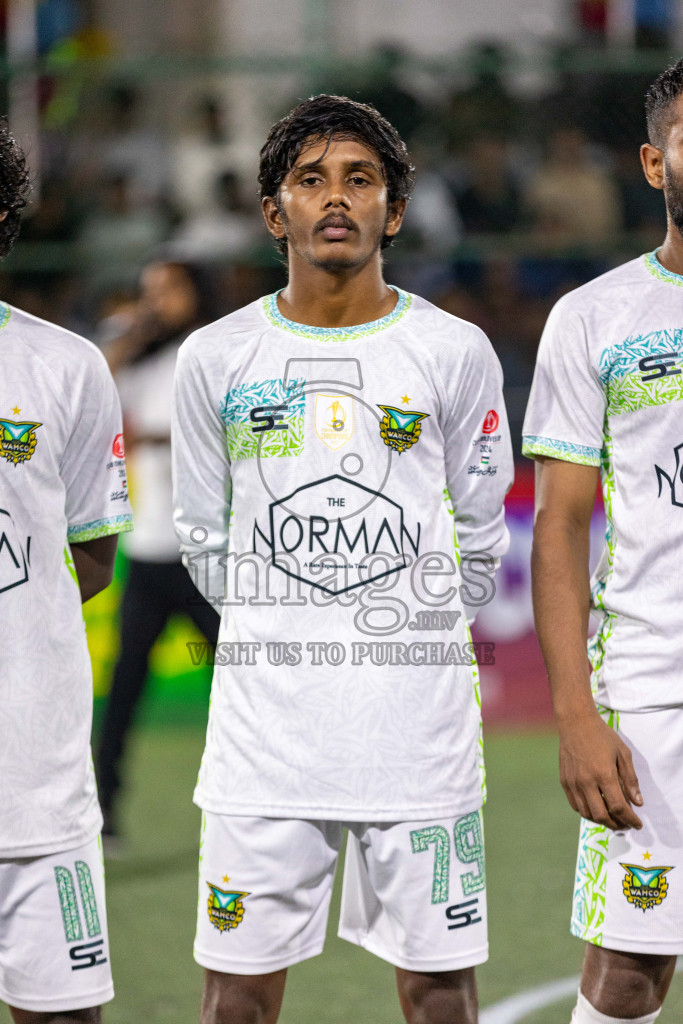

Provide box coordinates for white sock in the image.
[570,990,661,1023]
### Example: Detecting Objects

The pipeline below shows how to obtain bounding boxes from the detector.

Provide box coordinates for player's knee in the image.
[201,974,276,1024]
[396,968,477,1024]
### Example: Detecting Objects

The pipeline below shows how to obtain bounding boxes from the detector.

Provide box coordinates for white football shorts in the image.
[0,835,114,1012]
[195,810,487,975]
[572,705,683,954]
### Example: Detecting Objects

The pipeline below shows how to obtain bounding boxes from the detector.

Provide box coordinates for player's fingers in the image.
[583,784,622,831]
[600,780,643,831]
[616,744,643,807]
[560,780,583,817]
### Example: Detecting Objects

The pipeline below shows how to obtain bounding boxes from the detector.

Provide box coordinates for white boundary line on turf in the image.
[481,961,683,1024]
[480,975,579,1024]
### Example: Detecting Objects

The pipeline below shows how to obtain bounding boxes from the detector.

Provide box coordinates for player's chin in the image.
[311,251,366,271]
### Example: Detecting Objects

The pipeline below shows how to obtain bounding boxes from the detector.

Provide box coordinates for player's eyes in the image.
[349,176,370,186]
[300,175,322,186]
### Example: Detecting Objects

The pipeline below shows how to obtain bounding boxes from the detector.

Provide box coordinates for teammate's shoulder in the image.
[405,290,495,358]
[550,255,651,317]
[178,297,266,362]
[2,302,108,375]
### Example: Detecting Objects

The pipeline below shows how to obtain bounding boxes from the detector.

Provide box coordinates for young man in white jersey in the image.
[0,121,132,1021]
[524,60,683,1024]
[172,94,512,1024]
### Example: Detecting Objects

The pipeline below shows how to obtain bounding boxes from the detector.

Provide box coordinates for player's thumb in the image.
[617,744,643,806]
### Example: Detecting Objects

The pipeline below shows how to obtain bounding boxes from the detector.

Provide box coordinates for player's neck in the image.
[277,261,397,329]
[656,225,683,277]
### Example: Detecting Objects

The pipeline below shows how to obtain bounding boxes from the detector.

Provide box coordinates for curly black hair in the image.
[258,94,415,253]
[645,58,683,150]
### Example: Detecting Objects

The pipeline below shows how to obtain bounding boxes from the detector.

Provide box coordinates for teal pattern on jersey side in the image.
[521,435,602,467]
[570,706,618,945]
[67,514,133,543]
[54,866,83,943]
[220,377,305,460]
[263,287,411,341]
[444,488,486,804]
[76,861,102,938]
[0,302,11,332]
[588,424,617,694]
[598,329,683,416]
[644,249,683,288]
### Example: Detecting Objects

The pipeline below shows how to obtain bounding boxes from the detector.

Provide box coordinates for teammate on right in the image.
[524,60,683,1024]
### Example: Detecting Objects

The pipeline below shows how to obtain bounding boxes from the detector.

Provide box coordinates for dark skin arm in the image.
[531,456,643,831]
[70,534,119,604]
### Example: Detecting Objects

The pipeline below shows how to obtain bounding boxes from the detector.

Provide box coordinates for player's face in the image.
[263,136,405,271]
[663,96,683,236]
[641,94,683,237]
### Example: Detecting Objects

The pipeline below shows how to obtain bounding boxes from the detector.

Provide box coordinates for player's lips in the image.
[316,215,356,241]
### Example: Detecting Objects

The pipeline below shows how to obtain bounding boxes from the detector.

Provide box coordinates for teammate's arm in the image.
[71,534,119,603]
[532,456,642,830]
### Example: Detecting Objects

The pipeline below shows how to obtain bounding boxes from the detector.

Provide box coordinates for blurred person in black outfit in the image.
[97,259,220,846]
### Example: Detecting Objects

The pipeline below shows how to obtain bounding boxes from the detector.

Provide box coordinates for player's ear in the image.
[640,143,665,190]
[384,198,407,239]
[0,211,7,222]
[262,195,286,241]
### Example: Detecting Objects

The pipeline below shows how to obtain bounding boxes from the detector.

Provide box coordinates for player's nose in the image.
[323,179,351,209]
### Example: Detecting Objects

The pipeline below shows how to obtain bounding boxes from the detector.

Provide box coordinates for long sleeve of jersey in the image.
[172,336,231,605]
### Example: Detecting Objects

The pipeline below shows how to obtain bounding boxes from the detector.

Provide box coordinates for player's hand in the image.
[557,711,643,831]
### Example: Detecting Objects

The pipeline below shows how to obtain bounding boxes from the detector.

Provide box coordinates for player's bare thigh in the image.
[9,1006,102,1024]
[200,968,287,1024]
[581,945,676,1017]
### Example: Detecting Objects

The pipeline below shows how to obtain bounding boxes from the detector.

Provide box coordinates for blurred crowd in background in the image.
[0,3,678,453]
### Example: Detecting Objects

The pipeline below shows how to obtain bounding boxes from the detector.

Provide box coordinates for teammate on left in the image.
[0,123,132,1021]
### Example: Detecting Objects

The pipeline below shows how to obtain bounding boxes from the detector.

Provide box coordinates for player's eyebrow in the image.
[292,158,383,176]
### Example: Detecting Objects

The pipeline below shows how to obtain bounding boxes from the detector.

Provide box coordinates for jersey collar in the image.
[644,249,683,287]
[262,286,411,341]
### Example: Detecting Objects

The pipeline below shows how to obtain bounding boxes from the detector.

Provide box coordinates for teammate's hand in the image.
[557,711,643,830]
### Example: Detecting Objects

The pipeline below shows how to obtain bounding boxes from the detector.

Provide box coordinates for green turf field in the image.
[2,726,682,1023]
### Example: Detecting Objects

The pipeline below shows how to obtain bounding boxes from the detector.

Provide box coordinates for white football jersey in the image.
[173,288,512,821]
[0,303,132,857]
[523,251,683,711]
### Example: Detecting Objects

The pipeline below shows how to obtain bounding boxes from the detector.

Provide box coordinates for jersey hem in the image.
[194,940,324,976]
[0,982,114,1013]
[193,795,484,823]
[338,928,489,971]
[67,514,133,543]
[570,921,683,955]
[522,435,602,466]
[0,820,102,861]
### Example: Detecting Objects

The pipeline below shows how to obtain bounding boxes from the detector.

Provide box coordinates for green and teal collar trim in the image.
[263,286,411,341]
[644,249,683,287]
[0,302,11,332]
